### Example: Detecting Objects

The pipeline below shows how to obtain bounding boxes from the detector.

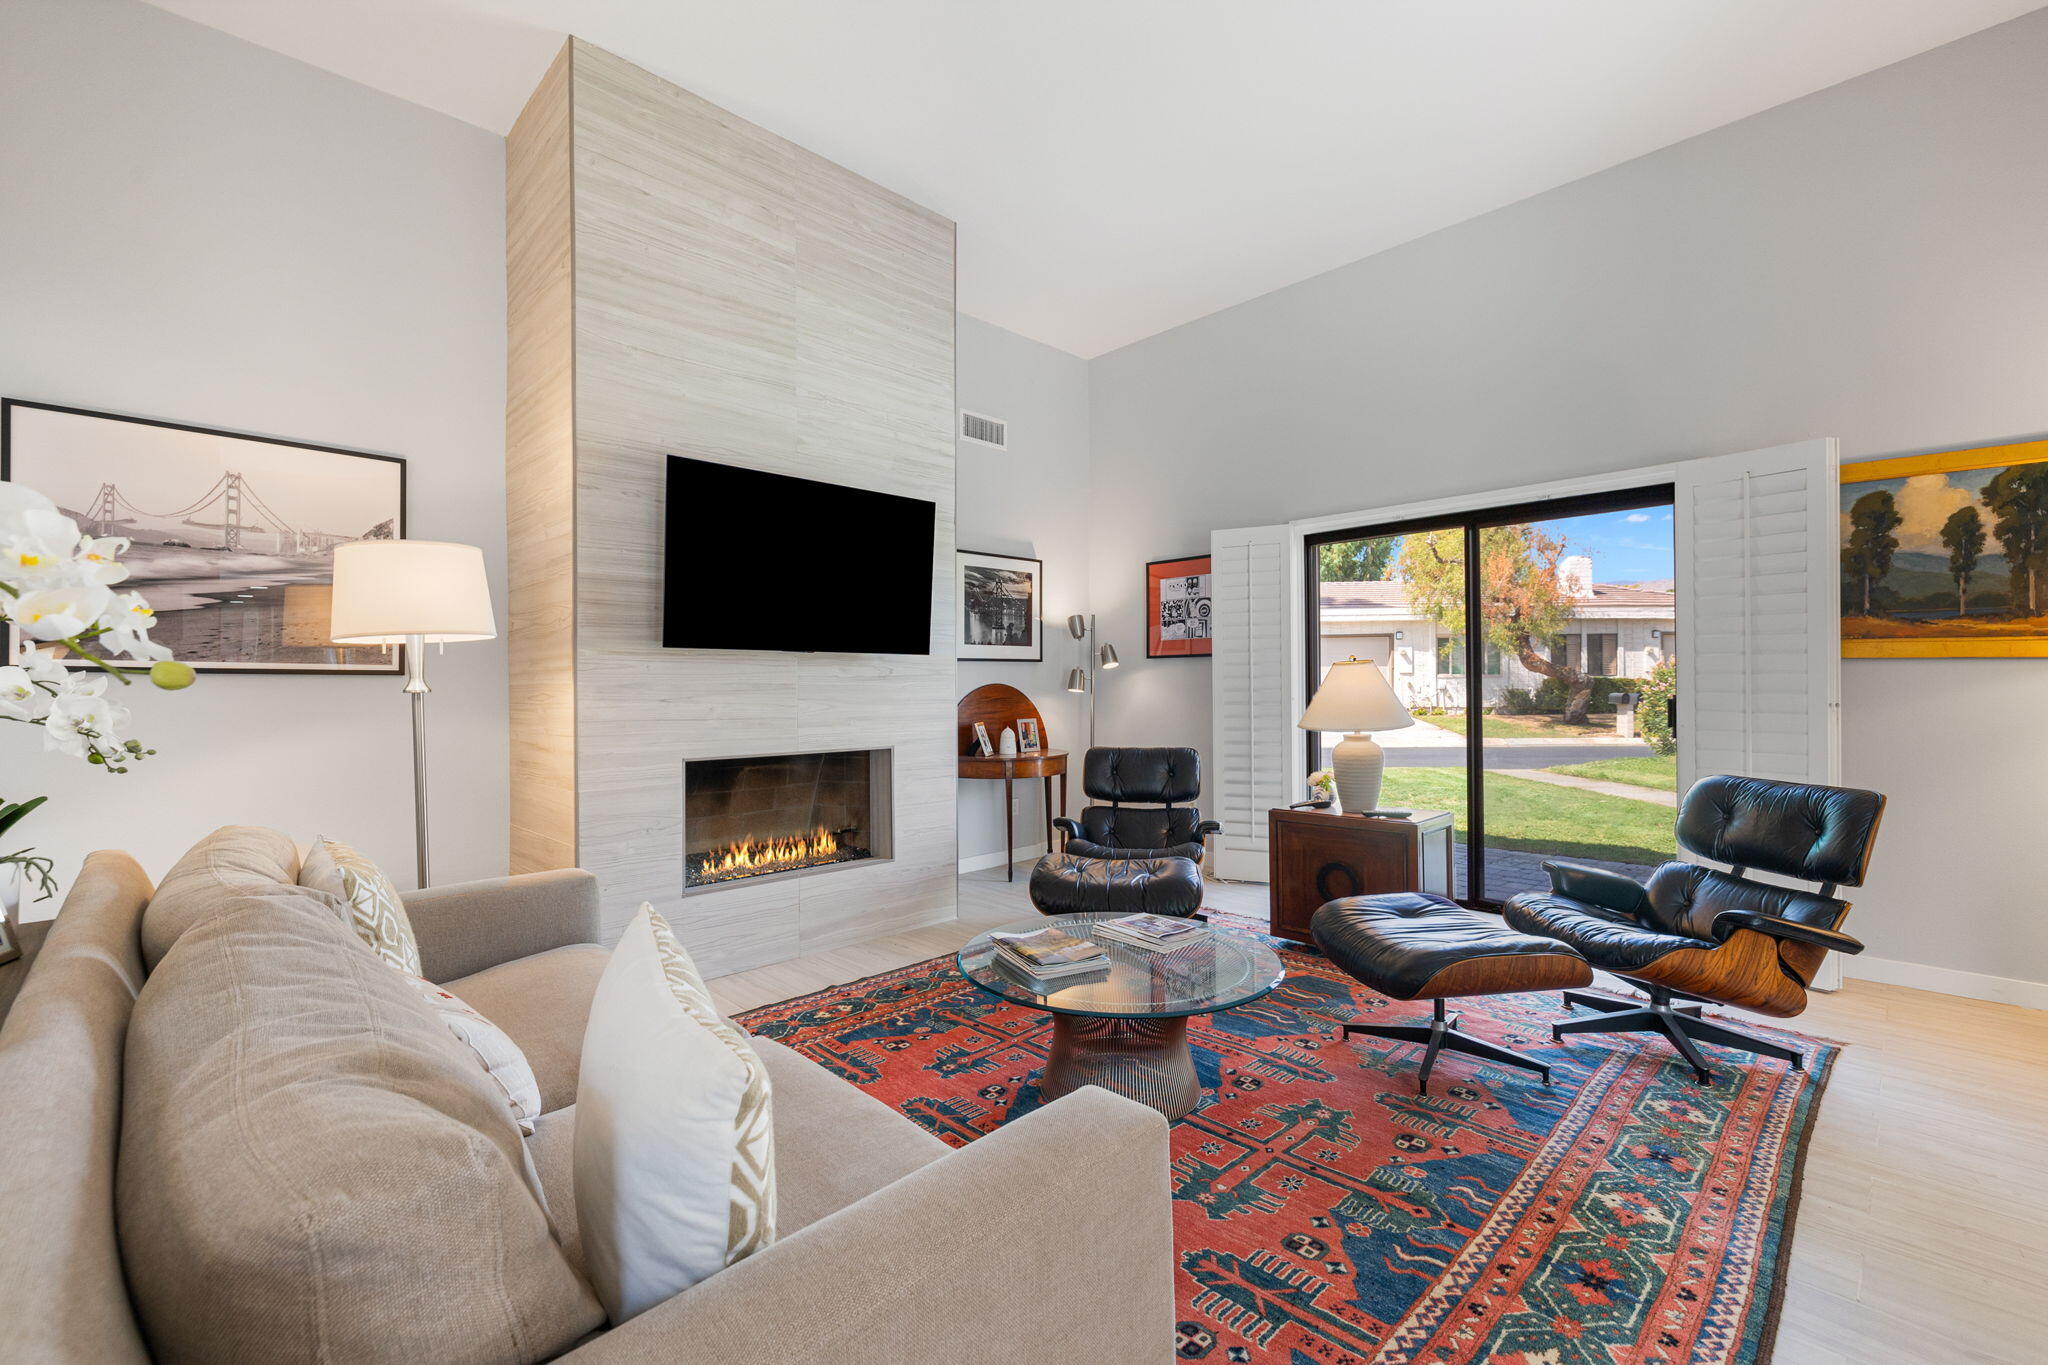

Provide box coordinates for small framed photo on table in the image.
[972,721,995,756]
[1146,554,1212,658]
[1017,718,1040,752]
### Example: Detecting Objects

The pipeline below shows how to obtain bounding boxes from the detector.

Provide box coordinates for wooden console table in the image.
[1267,805,1456,941]
[957,683,1069,882]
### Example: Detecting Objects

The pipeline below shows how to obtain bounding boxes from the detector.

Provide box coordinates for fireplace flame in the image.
[706,827,840,878]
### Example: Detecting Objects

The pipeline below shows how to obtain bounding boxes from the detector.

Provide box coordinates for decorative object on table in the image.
[998,725,1018,756]
[576,904,776,1322]
[1144,554,1212,657]
[1296,657,1415,812]
[1307,767,1335,802]
[1028,851,1204,919]
[1505,774,1885,1084]
[955,913,1285,1118]
[744,922,1835,1365]
[1052,746,1219,864]
[0,473,194,918]
[1090,912,1207,952]
[1016,717,1040,752]
[1266,805,1455,942]
[956,549,1042,660]
[3,399,405,673]
[329,539,496,888]
[957,684,1070,883]
[1840,437,2048,657]
[1063,613,1119,747]
[1312,891,1593,1093]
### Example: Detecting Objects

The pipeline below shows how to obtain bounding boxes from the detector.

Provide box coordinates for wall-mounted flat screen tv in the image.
[662,455,936,655]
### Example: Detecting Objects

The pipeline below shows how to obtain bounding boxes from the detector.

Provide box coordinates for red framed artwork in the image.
[1146,555,1212,657]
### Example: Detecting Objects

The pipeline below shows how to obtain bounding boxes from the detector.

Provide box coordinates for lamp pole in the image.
[404,634,432,888]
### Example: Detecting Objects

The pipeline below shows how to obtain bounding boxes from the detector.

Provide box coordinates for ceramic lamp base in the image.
[1331,732,1387,814]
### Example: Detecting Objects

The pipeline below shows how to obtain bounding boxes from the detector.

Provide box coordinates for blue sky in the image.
[1531,506,1675,584]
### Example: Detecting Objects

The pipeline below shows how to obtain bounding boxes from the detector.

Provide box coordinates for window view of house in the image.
[1311,500,1677,901]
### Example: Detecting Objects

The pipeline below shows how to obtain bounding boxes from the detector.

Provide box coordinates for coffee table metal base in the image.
[1041,1014,1201,1119]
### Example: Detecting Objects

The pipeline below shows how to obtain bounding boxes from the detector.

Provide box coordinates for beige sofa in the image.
[0,829,1175,1363]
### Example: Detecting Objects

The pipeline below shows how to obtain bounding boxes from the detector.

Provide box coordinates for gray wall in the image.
[1086,9,2048,989]
[954,316,1092,868]
[0,0,510,900]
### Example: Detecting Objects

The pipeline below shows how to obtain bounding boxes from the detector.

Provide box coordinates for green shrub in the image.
[1496,688,1538,714]
[1637,658,1677,756]
[1531,674,1638,714]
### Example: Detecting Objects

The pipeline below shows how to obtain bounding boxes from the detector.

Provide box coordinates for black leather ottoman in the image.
[1311,892,1592,1093]
[1028,853,1204,919]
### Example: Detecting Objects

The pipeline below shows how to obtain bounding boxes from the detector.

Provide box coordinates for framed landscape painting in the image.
[2,400,407,673]
[1840,438,2048,657]
[957,549,1042,661]
[1146,554,1212,657]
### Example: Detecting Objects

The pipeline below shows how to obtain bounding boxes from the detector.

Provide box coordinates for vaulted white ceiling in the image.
[146,0,2041,357]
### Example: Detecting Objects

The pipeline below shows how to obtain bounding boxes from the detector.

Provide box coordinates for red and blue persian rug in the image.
[735,920,1834,1365]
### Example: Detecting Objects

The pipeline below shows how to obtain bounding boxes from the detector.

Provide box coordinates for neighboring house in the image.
[1318,557,1676,709]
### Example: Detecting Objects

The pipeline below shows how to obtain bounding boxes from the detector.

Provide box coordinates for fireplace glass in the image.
[682,748,891,890]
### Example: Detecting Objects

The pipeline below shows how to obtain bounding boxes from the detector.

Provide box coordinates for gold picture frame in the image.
[1840,438,2048,658]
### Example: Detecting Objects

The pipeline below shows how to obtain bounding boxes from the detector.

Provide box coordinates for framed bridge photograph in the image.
[1,400,407,673]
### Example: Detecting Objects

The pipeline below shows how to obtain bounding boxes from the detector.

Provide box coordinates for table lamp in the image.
[1297,658,1414,813]
[330,540,497,887]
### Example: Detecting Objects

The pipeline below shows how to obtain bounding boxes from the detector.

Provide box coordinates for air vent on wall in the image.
[960,411,1007,449]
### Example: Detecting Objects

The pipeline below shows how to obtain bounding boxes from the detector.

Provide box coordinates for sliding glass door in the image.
[1307,486,1676,904]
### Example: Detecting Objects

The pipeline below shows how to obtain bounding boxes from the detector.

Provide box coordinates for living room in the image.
[2,2,2043,1362]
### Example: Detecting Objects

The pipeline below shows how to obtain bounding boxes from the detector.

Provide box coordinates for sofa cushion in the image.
[448,943,610,1113]
[751,1035,949,1234]
[574,907,776,1323]
[138,825,301,970]
[394,968,544,1135]
[118,887,603,1365]
[300,835,422,973]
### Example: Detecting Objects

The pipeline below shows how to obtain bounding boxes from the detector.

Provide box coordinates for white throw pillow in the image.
[574,905,776,1323]
[392,969,543,1136]
[299,836,422,974]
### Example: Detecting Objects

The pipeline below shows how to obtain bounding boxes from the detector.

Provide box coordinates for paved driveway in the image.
[1384,741,1654,769]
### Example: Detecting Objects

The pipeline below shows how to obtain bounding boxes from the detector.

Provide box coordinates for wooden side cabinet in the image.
[1267,806,1456,942]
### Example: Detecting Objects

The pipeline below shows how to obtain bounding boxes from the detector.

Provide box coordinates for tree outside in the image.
[1397,525,1602,722]
[1317,537,1395,582]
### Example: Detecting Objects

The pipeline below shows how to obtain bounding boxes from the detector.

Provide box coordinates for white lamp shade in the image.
[1298,658,1414,733]
[329,539,497,645]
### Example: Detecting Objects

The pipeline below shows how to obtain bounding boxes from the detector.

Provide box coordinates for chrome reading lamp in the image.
[330,540,497,888]
[1064,613,1119,748]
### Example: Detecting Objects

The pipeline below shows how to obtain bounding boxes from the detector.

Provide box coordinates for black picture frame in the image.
[956,549,1043,662]
[1,399,409,675]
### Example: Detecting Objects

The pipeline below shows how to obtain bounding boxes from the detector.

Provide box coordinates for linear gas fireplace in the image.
[682,748,893,891]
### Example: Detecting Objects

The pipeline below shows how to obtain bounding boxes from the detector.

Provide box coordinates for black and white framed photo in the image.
[956,549,1042,661]
[2,400,406,674]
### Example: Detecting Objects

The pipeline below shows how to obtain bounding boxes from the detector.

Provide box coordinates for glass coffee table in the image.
[956,913,1286,1119]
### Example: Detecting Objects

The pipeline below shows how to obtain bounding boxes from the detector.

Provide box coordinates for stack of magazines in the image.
[1092,913,1207,952]
[988,926,1109,984]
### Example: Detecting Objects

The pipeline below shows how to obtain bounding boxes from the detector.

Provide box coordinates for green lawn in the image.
[1541,755,1678,792]
[1380,767,1676,865]
[1422,712,1619,740]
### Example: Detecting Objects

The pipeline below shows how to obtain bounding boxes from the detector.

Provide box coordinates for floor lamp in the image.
[1064,613,1119,749]
[330,540,498,888]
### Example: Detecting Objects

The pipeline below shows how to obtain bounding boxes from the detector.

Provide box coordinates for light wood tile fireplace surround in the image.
[506,40,958,975]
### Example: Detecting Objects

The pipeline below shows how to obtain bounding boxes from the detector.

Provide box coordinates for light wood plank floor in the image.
[706,866,2048,1364]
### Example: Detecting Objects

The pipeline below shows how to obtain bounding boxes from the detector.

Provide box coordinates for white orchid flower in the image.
[0,483,57,543]
[1,512,89,590]
[73,535,132,586]
[18,648,70,688]
[0,665,50,721]
[98,592,171,661]
[44,677,131,763]
[10,583,114,640]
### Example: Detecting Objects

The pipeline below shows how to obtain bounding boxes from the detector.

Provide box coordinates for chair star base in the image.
[1552,986,1805,1085]
[1340,998,1554,1096]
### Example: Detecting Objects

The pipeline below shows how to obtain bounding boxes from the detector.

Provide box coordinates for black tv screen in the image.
[662,455,936,654]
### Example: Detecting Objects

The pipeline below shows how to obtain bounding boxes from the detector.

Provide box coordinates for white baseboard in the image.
[957,842,1048,874]
[1843,955,2048,1011]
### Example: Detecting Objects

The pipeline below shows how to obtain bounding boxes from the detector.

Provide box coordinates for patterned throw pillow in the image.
[299,836,422,975]
[574,904,776,1323]
[392,969,543,1136]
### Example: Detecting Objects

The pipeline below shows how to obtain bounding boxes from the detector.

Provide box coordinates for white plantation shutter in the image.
[1210,525,1294,881]
[1674,438,1841,795]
